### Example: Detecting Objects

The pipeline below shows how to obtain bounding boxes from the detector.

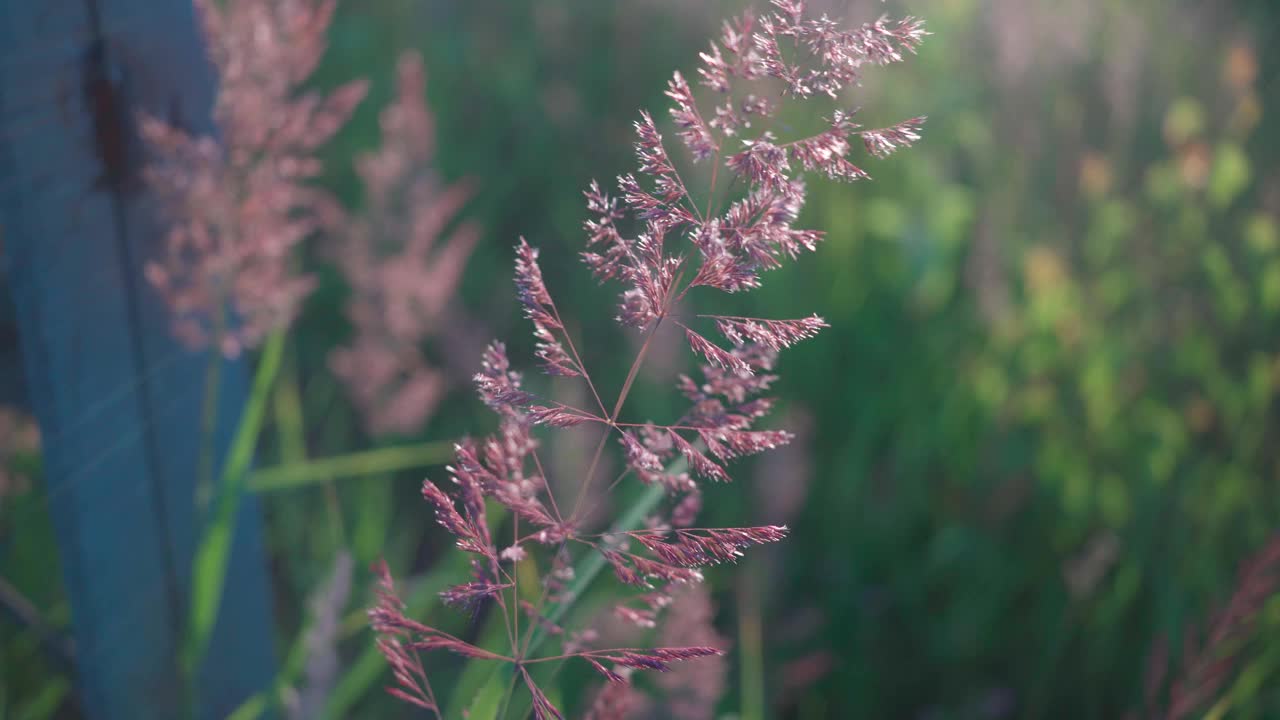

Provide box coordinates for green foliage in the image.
[186,330,286,681]
[762,2,1280,717]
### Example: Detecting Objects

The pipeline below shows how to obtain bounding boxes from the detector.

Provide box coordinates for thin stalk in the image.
[511,516,520,660]
[495,669,521,720]
[568,429,612,525]
[525,477,675,657]
[529,449,565,526]
[566,468,634,538]
[608,315,660,421]
[547,302,608,419]
[525,137,708,667]
[516,539,565,659]
[567,266,686,525]
[494,585,518,658]
[610,262,686,424]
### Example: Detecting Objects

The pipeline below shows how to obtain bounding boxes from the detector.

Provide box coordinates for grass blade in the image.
[465,664,514,720]
[247,443,454,493]
[183,330,285,676]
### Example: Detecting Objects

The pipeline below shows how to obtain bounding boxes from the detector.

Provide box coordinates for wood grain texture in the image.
[0,1,276,717]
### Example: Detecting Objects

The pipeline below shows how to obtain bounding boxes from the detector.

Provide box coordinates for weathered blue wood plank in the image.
[0,1,276,717]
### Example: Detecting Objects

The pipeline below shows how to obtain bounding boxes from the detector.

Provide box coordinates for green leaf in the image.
[465,664,513,720]
[224,693,267,720]
[1262,261,1280,313]
[247,442,453,493]
[183,330,286,677]
[1245,213,1278,255]
[1209,142,1250,209]
[442,613,511,719]
[525,477,673,656]
[14,677,69,720]
[1163,97,1204,145]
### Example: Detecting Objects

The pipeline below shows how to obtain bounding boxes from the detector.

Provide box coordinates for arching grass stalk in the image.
[370,2,928,716]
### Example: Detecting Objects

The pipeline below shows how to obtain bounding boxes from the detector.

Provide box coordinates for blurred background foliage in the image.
[4,0,1280,717]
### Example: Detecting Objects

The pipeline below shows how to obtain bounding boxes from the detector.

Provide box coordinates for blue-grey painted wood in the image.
[0,1,276,717]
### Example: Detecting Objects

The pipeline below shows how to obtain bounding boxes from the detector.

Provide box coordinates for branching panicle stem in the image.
[373,2,926,715]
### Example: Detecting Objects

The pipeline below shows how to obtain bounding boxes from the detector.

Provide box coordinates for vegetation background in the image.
[4,0,1280,717]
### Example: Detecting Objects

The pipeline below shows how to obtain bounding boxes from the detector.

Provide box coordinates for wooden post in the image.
[0,1,276,717]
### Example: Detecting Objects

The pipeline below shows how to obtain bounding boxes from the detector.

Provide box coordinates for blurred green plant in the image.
[764,2,1280,717]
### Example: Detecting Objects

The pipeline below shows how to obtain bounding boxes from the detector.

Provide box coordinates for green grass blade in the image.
[496,470,678,719]
[440,614,511,719]
[247,443,453,493]
[223,693,266,720]
[183,330,285,676]
[273,348,308,465]
[525,476,672,656]
[14,677,69,720]
[465,664,513,720]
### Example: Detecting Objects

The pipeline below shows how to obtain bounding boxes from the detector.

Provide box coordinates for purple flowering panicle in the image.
[141,0,368,357]
[371,1,925,716]
[328,52,479,435]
